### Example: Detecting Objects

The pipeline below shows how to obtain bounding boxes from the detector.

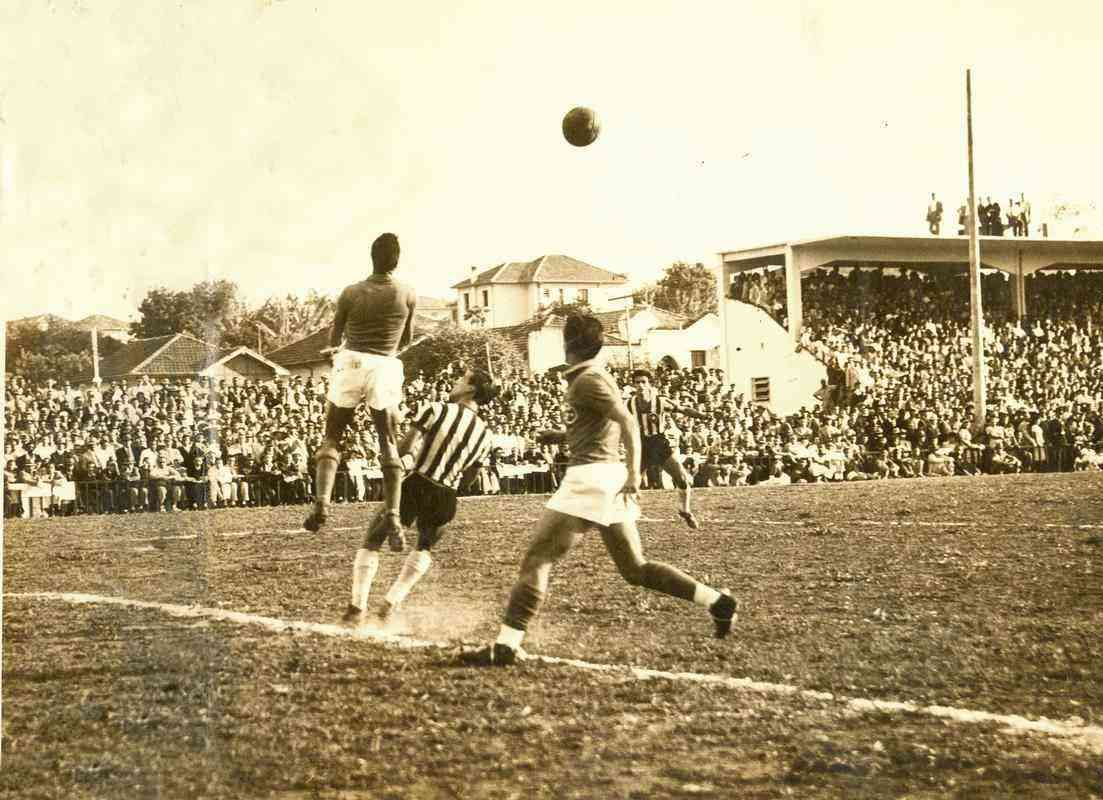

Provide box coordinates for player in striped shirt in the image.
[341,366,499,626]
[627,369,711,529]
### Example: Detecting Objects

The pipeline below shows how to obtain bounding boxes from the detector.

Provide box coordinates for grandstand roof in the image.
[719,234,1103,276]
[452,255,629,289]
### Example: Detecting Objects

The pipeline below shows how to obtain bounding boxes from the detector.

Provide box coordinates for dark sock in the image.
[639,561,697,602]
[503,582,545,632]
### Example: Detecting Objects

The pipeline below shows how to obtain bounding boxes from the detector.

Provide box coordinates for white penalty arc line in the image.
[7,591,1102,756]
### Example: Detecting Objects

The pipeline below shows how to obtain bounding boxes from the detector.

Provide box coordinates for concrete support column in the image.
[784,245,803,345]
[1014,251,1027,319]
[1010,271,1026,319]
[716,262,732,379]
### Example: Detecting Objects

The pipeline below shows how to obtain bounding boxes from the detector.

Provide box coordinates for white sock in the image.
[351,549,379,611]
[384,549,432,605]
[680,488,691,513]
[693,584,721,608]
[495,624,525,650]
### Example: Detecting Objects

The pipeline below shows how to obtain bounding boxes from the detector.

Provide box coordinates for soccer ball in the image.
[562,106,600,147]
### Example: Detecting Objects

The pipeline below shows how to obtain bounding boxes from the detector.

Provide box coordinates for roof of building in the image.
[416,295,452,311]
[266,314,454,368]
[74,314,131,331]
[265,327,331,368]
[452,254,629,289]
[88,333,222,380]
[589,306,688,336]
[493,315,567,356]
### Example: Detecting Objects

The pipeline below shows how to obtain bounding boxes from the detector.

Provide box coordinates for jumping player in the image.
[304,232,416,546]
[627,369,711,529]
[461,314,737,667]
[342,367,499,626]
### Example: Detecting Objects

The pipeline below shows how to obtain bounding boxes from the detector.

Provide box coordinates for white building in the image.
[450,255,629,329]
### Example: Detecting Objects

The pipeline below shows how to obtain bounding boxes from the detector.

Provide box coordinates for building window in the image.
[482,289,489,307]
[464,293,471,311]
[752,376,770,404]
[691,350,706,368]
[578,288,589,304]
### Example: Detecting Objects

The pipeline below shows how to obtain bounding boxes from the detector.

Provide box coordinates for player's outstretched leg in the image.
[459,509,582,666]
[665,456,699,530]
[371,406,405,551]
[601,520,736,638]
[376,521,442,621]
[306,404,355,532]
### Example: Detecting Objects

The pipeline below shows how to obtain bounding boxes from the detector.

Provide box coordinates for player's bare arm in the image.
[399,294,416,349]
[609,403,642,497]
[397,425,423,470]
[669,401,711,421]
[320,291,351,356]
[536,429,567,445]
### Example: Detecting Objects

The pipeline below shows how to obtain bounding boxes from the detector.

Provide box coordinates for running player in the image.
[342,367,499,626]
[627,369,711,529]
[304,233,416,547]
[461,314,737,667]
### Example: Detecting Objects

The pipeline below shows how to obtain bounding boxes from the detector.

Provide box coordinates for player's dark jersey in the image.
[340,275,417,356]
[561,361,623,466]
[627,388,672,438]
[411,402,493,490]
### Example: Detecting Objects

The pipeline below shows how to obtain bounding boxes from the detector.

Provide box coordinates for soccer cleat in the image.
[340,604,364,627]
[456,643,517,667]
[678,510,700,530]
[303,505,328,533]
[380,513,405,552]
[709,590,738,639]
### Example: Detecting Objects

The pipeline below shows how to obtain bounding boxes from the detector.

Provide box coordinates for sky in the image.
[2,0,1101,324]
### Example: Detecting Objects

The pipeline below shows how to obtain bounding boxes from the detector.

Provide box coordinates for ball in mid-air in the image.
[562,106,600,147]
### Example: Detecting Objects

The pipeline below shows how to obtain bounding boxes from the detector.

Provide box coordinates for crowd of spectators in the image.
[5,268,1103,518]
[799,267,1103,478]
[928,192,1035,237]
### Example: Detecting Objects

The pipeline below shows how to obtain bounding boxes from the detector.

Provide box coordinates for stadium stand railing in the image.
[4,446,1091,519]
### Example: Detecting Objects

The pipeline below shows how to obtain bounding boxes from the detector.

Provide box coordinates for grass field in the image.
[3,472,1102,799]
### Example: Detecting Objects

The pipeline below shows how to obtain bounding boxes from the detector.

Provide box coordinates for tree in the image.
[5,318,123,383]
[634,261,718,319]
[130,288,194,338]
[534,298,592,322]
[399,326,526,382]
[249,290,335,352]
[130,280,253,348]
[463,306,488,328]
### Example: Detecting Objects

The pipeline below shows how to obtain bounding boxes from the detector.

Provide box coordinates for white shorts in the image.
[327,350,405,410]
[545,462,640,528]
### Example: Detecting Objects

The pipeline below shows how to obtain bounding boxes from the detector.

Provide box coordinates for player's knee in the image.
[669,470,688,490]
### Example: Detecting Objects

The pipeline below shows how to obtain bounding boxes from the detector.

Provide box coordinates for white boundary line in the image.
[7,590,1102,756]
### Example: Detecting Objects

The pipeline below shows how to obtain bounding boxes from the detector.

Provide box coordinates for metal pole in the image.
[91,328,101,384]
[966,69,987,432]
[624,309,634,371]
